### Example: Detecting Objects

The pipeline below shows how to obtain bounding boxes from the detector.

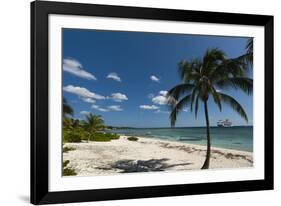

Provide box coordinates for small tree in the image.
[83,113,105,141]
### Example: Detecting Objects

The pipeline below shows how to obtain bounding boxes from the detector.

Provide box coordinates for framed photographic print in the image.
[31,0,274,204]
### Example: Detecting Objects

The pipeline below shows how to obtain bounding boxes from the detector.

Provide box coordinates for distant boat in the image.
[217,119,232,127]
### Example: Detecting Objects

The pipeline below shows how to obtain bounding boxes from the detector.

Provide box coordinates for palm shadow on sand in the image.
[98,158,192,173]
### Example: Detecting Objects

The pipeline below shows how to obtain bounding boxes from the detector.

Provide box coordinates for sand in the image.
[63,136,253,176]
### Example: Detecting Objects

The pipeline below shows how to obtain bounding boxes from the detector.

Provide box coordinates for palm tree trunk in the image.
[201,100,211,169]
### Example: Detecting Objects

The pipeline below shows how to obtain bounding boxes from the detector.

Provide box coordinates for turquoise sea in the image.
[110,126,253,152]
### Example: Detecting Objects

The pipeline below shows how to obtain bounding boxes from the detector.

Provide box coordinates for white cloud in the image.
[63,85,105,100]
[107,105,123,111]
[139,105,159,110]
[92,104,123,112]
[155,109,169,114]
[63,58,97,80]
[107,72,121,82]
[91,105,109,112]
[150,75,160,82]
[82,98,96,103]
[159,90,168,96]
[151,90,169,105]
[80,111,90,115]
[182,108,189,112]
[152,95,168,105]
[111,93,128,102]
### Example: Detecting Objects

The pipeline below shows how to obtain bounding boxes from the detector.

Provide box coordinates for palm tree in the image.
[246,38,253,63]
[237,38,253,66]
[63,118,80,129]
[63,97,73,117]
[167,48,252,169]
[83,113,105,133]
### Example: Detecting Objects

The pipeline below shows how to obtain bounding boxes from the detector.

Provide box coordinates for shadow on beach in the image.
[98,158,192,173]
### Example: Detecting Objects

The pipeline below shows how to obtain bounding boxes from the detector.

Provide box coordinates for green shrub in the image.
[63,160,77,176]
[63,168,77,176]
[63,127,89,143]
[127,136,138,141]
[63,147,76,153]
[107,133,120,140]
[89,132,111,142]
[89,132,120,142]
[63,160,70,167]
[63,131,81,143]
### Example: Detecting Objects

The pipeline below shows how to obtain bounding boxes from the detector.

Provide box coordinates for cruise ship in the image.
[217,119,232,127]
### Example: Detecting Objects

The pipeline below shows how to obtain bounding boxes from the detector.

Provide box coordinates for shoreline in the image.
[63,135,253,176]
[115,133,252,153]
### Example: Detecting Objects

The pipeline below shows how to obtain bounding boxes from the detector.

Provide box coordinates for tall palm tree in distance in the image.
[167,48,253,169]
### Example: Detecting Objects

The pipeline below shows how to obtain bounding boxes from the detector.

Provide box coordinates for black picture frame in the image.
[31,0,274,204]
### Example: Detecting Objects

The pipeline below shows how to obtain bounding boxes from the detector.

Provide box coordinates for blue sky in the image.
[63,29,253,128]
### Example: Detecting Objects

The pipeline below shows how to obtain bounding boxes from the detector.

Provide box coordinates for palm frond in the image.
[210,58,248,83]
[170,94,192,127]
[246,38,253,56]
[218,92,248,122]
[210,86,222,111]
[178,60,201,83]
[202,48,226,75]
[167,83,195,101]
[216,77,253,95]
[63,97,73,116]
[235,38,253,66]
[190,86,199,112]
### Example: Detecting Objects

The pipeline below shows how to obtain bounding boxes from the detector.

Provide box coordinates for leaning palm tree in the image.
[63,97,73,117]
[167,48,252,169]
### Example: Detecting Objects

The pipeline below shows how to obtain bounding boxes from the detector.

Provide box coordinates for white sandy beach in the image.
[63,136,253,176]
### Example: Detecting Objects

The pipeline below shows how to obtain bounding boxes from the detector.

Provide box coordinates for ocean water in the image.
[110,126,253,152]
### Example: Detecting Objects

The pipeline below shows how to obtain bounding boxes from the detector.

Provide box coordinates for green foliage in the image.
[167,48,252,127]
[63,160,70,167]
[127,136,138,141]
[167,47,252,169]
[63,160,77,176]
[63,130,81,143]
[63,147,76,153]
[89,132,120,142]
[83,113,105,133]
[63,117,81,130]
[108,133,120,140]
[63,168,77,176]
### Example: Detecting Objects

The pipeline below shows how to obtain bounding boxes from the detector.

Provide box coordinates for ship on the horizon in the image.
[217,119,232,127]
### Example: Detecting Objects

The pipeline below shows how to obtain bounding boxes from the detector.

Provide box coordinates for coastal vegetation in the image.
[62,99,120,143]
[167,47,253,169]
[127,136,138,141]
[63,146,76,153]
[63,160,77,176]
